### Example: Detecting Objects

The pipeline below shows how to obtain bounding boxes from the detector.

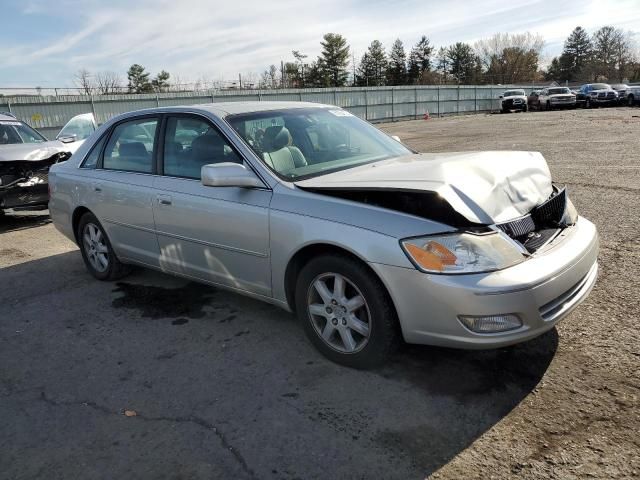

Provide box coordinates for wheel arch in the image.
[71,205,92,244]
[283,242,394,315]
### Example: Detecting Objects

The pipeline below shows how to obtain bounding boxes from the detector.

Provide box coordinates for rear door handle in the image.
[93,182,102,192]
[157,194,172,206]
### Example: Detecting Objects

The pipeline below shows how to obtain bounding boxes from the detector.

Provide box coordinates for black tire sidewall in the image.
[77,212,119,281]
[295,255,398,369]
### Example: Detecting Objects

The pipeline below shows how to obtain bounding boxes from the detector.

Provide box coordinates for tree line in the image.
[71,25,639,95]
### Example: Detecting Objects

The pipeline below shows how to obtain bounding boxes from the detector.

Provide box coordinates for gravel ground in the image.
[1,107,638,479]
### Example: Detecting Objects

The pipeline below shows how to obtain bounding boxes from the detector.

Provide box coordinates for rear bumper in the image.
[370,217,599,349]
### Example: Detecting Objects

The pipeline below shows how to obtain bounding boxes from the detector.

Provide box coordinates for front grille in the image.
[496,186,567,253]
[495,214,535,237]
[532,187,566,226]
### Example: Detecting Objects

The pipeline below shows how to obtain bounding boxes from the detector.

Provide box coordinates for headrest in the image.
[119,142,147,157]
[192,133,224,160]
[262,126,292,152]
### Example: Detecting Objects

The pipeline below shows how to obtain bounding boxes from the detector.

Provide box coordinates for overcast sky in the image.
[1,0,638,88]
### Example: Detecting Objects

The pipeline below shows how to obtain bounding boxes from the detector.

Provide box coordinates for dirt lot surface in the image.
[1,107,639,479]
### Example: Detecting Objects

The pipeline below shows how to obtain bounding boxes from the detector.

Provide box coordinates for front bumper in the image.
[371,216,599,349]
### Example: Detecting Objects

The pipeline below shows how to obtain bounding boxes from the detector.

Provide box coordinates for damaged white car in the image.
[0,113,71,213]
[48,102,599,368]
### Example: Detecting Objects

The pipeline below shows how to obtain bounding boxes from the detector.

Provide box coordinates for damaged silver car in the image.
[0,113,71,213]
[48,102,599,368]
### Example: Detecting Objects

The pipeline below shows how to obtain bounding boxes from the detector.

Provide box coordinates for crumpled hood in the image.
[0,141,71,162]
[295,151,553,224]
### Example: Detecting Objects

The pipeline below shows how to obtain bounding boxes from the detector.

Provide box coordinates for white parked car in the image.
[538,87,577,110]
[499,90,528,113]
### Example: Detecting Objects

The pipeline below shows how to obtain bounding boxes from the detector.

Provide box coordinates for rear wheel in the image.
[295,254,399,369]
[77,212,131,281]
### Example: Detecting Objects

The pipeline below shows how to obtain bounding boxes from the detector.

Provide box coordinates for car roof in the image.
[107,101,335,124]
[0,112,19,121]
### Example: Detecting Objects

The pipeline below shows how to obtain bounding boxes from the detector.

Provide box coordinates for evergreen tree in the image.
[356,40,387,86]
[446,43,480,84]
[318,33,350,87]
[386,38,407,85]
[151,70,171,92]
[558,26,593,81]
[545,57,563,81]
[407,36,434,83]
[127,64,152,93]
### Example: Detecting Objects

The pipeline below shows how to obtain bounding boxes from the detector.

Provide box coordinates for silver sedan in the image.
[49,102,599,368]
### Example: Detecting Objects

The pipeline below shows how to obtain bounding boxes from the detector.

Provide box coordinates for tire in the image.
[77,212,131,281]
[523,104,528,112]
[585,98,591,109]
[546,101,552,111]
[629,95,635,107]
[295,254,399,369]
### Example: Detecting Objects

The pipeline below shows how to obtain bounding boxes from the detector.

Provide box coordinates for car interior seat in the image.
[261,126,307,172]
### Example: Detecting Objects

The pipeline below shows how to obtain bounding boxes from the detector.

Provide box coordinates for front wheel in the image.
[585,98,591,108]
[629,95,635,107]
[295,255,399,369]
[77,212,131,281]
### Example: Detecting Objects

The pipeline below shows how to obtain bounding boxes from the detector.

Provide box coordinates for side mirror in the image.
[391,135,401,142]
[201,162,264,188]
[499,95,503,99]
[57,134,77,143]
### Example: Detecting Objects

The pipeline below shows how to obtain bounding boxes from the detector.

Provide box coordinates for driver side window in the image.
[163,116,242,180]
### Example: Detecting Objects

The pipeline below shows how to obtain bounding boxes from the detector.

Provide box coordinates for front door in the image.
[152,114,272,296]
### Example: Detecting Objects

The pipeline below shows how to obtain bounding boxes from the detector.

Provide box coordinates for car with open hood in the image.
[48,102,599,368]
[56,112,98,154]
[0,113,71,213]
[499,89,528,113]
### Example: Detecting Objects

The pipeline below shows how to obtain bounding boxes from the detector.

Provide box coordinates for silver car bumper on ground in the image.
[371,217,599,348]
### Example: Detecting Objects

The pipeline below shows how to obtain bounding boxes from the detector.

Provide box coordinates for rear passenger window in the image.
[103,118,158,173]
[163,116,242,180]
[81,135,106,169]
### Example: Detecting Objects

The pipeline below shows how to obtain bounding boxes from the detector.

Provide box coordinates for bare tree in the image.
[74,68,94,95]
[95,71,122,94]
[475,32,544,83]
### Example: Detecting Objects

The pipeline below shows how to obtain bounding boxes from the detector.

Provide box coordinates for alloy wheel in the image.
[82,223,109,272]
[307,272,371,353]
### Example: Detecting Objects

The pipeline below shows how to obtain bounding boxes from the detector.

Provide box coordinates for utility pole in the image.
[281,60,285,88]
[239,73,242,89]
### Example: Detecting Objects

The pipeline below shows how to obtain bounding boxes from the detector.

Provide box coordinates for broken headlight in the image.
[401,232,525,274]
[560,198,578,226]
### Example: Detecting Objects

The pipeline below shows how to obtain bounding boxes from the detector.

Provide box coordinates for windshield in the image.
[549,88,571,95]
[0,120,47,145]
[226,108,412,180]
[504,90,525,97]
[592,84,610,90]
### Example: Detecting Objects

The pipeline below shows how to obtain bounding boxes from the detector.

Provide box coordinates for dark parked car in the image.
[576,84,618,108]
[0,113,71,214]
[527,90,541,110]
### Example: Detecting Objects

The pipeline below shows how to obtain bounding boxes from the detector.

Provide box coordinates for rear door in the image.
[152,114,272,296]
[88,116,161,267]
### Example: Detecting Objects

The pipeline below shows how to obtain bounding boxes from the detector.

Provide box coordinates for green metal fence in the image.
[0,85,542,139]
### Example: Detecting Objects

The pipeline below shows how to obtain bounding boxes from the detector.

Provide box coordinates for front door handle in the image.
[157,194,172,206]
[93,182,102,192]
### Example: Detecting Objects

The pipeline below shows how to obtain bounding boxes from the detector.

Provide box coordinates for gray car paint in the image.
[48,102,599,349]
[0,142,70,162]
